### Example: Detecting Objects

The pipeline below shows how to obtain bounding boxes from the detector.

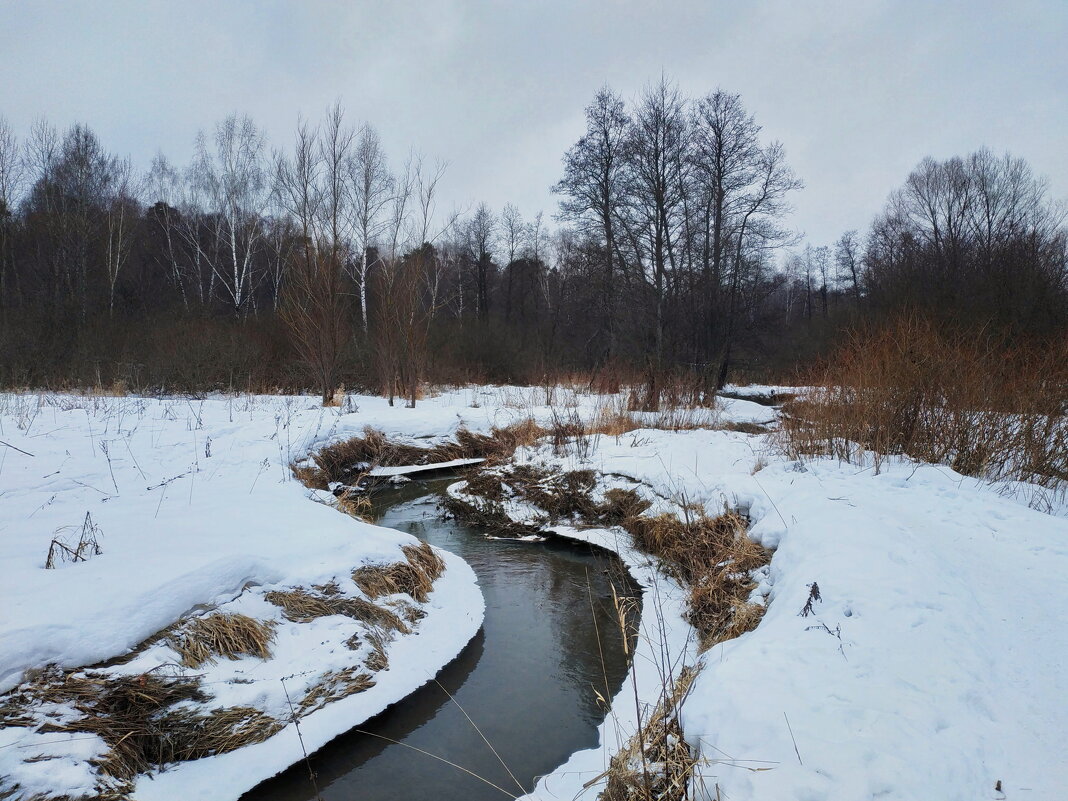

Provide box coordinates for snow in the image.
[464,417,1068,800]
[0,388,570,693]
[2,386,1066,801]
[0,390,509,798]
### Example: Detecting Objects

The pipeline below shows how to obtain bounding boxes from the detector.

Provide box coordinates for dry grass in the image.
[293,419,552,489]
[264,586,408,634]
[364,628,392,672]
[454,454,768,648]
[601,667,700,801]
[588,409,642,437]
[448,464,609,530]
[2,667,281,788]
[595,488,653,527]
[297,667,375,716]
[505,465,599,522]
[779,315,1068,490]
[352,542,445,604]
[167,613,276,669]
[624,509,770,648]
[441,490,546,538]
[336,487,373,520]
[714,420,770,435]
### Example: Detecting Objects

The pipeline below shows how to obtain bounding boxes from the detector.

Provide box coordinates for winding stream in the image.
[245,478,637,801]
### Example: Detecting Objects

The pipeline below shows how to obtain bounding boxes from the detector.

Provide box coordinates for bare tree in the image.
[835,230,862,299]
[0,116,25,308]
[349,124,392,334]
[192,114,269,313]
[554,86,629,361]
[466,202,496,321]
[103,157,141,315]
[690,90,761,354]
[275,115,351,405]
[626,78,690,365]
[500,202,523,319]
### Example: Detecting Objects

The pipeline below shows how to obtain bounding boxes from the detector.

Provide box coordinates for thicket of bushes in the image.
[780,315,1068,493]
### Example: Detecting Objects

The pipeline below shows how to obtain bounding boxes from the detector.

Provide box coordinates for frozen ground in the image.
[2,386,1066,801]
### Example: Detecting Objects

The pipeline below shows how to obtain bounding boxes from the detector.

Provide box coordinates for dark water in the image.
[245,479,636,801]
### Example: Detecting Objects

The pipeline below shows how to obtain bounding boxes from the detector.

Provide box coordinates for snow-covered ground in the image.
[538,429,1067,800]
[447,397,1068,801]
[2,386,1066,801]
[0,388,554,799]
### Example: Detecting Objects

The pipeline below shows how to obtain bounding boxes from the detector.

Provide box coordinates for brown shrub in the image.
[779,315,1068,489]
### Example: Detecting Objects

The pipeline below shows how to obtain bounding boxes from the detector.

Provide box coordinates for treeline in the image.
[0,80,1064,399]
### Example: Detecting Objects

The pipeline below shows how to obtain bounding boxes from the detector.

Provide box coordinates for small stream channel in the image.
[245,478,638,801]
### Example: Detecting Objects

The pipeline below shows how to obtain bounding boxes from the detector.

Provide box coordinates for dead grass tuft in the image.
[290,461,327,490]
[297,667,375,716]
[167,613,276,669]
[264,587,408,633]
[3,667,281,784]
[336,488,373,520]
[352,542,445,604]
[595,489,653,527]
[364,628,392,672]
[601,666,699,801]
[624,509,770,648]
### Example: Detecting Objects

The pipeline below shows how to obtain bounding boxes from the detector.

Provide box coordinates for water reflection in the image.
[245,480,637,801]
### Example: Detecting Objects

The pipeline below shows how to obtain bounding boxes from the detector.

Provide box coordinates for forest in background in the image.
[0,80,1065,402]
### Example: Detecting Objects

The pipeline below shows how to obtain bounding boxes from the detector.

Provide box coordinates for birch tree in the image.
[349,125,392,334]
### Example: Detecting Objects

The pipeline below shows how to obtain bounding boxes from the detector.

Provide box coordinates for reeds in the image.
[2,667,281,785]
[167,613,276,668]
[352,542,445,604]
[264,586,409,633]
[601,667,699,801]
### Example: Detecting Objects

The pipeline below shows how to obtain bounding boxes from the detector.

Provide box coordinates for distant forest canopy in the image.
[0,80,1065,399]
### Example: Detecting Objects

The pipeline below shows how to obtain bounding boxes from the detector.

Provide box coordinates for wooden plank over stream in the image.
[367,457,485,478]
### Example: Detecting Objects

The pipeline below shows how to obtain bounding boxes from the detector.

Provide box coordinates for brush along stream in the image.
[450,459,771,647]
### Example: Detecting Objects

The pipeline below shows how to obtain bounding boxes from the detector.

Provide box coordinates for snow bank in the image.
[523,426,1068,800]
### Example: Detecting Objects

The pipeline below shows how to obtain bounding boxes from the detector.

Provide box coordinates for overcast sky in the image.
[2,0,1065,247]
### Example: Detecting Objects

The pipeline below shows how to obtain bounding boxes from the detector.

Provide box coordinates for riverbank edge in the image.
[132,546,485,801]
[525,523,699,801]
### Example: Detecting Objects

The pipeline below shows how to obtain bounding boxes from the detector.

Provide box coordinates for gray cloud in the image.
[2,0,1065,246]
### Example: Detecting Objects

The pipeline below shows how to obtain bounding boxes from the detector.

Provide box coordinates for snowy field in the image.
[1,387,1066,800]
[514,428,1068,801]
